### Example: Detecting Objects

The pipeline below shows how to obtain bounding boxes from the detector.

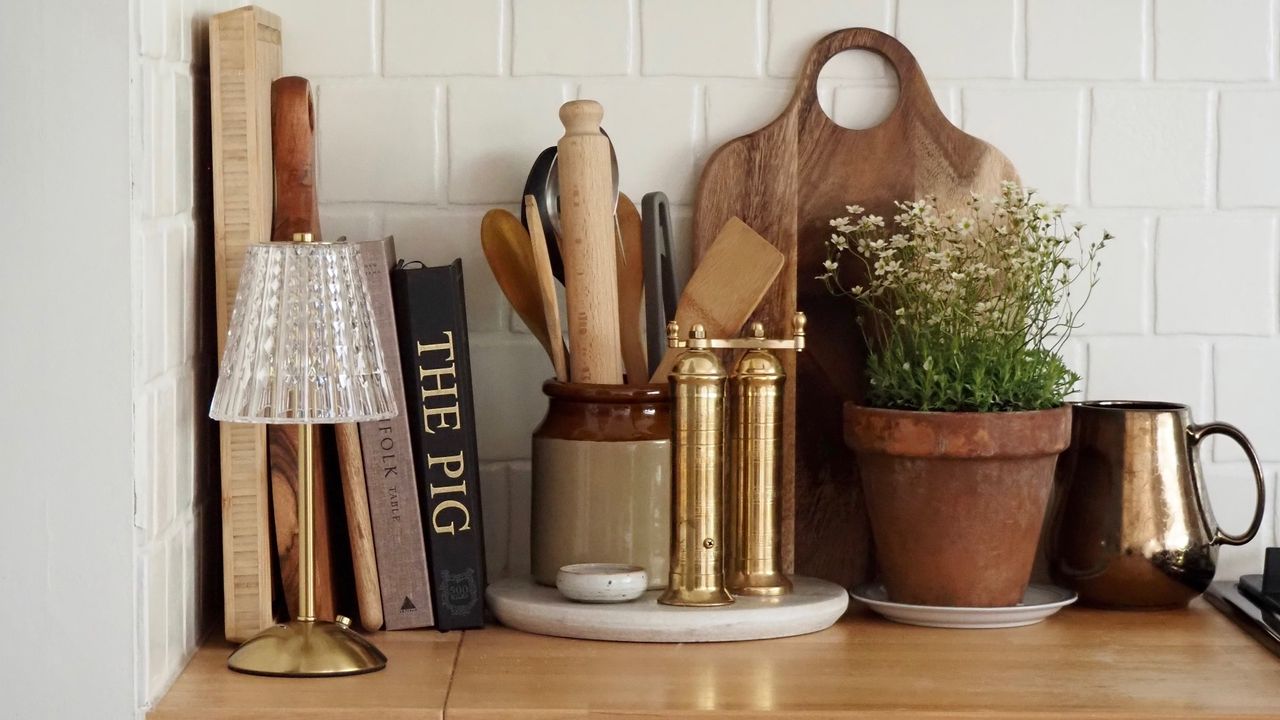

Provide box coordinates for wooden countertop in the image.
[151,600,1280,719]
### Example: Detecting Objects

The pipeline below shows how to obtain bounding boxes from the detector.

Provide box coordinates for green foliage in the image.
[819,184,1108,413]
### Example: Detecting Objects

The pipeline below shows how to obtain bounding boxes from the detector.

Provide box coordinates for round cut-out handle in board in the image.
[787,28,948,131]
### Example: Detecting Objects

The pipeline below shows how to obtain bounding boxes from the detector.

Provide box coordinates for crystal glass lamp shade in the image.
[210,241,397,424]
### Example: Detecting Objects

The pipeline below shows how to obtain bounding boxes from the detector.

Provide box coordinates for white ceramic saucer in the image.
[851,583,1077,629]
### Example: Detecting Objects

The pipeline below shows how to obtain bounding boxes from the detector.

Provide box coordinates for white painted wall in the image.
[0,2,137,719]
[8,0,1280,716]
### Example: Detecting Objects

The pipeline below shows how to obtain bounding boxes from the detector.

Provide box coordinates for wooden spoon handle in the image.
[615,193,646,384]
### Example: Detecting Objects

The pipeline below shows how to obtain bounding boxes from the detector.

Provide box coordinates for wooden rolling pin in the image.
[557,100,623,384]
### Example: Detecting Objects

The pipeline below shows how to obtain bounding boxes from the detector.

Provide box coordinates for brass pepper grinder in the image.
[725,316,805,596]
[659,323,735,607]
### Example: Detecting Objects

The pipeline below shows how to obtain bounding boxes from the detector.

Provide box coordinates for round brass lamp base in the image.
[227,617,387,677]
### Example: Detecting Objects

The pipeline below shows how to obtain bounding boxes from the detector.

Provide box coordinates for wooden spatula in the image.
[615,193,646,384]
[649,217,785,382]
[524,196,569,382]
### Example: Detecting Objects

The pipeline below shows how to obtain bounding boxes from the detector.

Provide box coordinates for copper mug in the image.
[1048,401,1266,608]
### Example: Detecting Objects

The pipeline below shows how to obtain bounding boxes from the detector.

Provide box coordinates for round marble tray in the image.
[487,576,849,642]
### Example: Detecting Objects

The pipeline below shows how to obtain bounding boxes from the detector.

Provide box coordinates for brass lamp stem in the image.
[297,425,315,622]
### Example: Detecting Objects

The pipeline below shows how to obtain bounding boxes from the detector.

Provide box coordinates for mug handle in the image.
[1188,422,1267,546]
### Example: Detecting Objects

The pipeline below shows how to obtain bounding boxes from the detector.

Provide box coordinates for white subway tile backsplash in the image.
[180,524,197,651]
[139,0,167,60]
[163,224,185,372]
[641,0,762,78]
[1206,469,1275,579]
[174,372,196,517]
[962,88,1083,204]
[1069,212,1151,336]
[139,227,167,383]
[257,0,378,76]
[1220,92,1280,209]
[514,0,631,76]
[164,531,186,683]
[705,81,791,151]
[1215,342,1280,462]
[382,206,508,333]
[319,205,383,244]
[470,335,553,460]
[385,0,504,77]
[133,391,156,532]
[152,378,178,536]
[507,461,533,576]
[142,65,177,218]
[1154,0,1272,81]
[448,80,573,204]
[142,542,168,701]
[1091,89,1209,208]
[897,0,1017,79]
[829,85,897,132]
[480,463,511,578]
[766,0,890,78]
[1059,338,1086,402]
[579,80,700,203]
[1155,215,1278,336]
[318,81,439,203]
[1086,338,1208,416]
[182,220,198,360]
[173,73,193,214]
[1026,0,1145,80]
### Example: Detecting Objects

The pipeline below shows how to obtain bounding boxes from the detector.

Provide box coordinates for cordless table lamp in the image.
[210,234,397,677]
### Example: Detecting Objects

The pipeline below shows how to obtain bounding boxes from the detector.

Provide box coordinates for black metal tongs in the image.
[641,192,678,376]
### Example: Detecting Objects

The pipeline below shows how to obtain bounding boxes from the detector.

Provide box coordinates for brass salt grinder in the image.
[658,313,806,607]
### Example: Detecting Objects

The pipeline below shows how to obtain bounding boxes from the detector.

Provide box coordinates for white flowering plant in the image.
[820,183,1108,412]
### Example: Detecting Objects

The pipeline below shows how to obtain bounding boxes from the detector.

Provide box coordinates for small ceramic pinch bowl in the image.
[556,563,648,603]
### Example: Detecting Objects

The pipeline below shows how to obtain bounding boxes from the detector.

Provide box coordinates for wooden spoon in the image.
[615,193,647,384]
[481,208,557,362]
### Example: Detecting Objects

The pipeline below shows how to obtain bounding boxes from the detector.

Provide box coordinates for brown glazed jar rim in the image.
[843,403,1072,458]
[542,379,670,402]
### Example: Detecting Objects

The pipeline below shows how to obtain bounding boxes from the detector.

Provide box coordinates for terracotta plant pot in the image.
[843,404,1072,607]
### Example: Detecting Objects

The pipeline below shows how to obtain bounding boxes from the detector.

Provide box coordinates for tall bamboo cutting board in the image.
[692,29,1018,588]
[210,5,281,642]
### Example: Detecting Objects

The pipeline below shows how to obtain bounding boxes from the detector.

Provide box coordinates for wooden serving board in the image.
[209,5,281,642]
[267,76,341,621]
[268,425,338,621]
[692,28,1018,587]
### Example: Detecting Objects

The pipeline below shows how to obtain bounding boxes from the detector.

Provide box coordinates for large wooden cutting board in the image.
[692,28,1018,588]
[209,5,281,642]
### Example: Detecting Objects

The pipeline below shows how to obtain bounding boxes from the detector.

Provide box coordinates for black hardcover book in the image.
[390,259,486,631]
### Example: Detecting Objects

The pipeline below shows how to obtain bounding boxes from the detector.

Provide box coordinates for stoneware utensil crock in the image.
[1048,401,1266,609]
[844,404,1072,607]
[532,381,671,588]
